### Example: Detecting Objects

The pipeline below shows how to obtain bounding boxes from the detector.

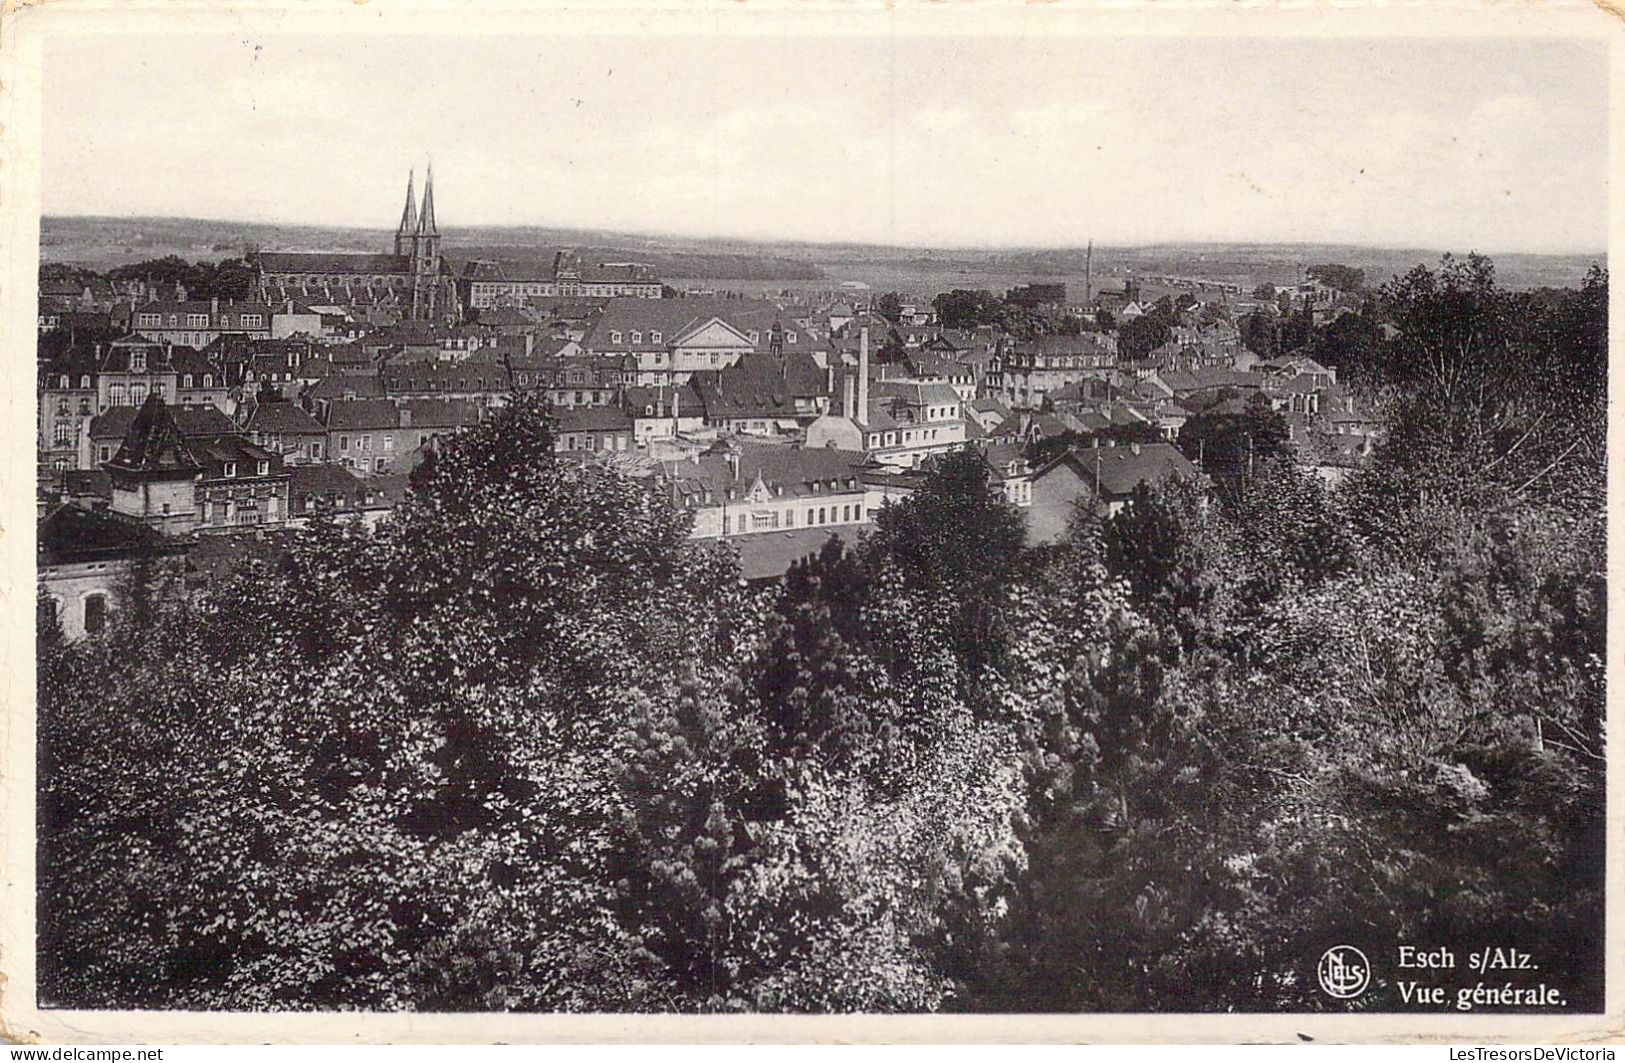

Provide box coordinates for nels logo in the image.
[1318,945,1371,1000]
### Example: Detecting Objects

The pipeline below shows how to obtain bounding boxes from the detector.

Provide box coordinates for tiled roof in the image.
[91,403,237,441]
[39,503,179,565]
[255,252,413,275]
[306,373,386,401]
[1041,442,1199,497]
[553,406,633,433]
[400,398,480,429]
[665,441,866,501]
[103,395,203,474]
[325,399,401,432]
[245,401,326,435]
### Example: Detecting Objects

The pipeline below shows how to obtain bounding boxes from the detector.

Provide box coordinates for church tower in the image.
[394,169,418,258]
[411,163,443,320]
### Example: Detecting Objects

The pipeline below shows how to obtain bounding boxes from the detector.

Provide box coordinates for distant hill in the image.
[40,215,1600,293]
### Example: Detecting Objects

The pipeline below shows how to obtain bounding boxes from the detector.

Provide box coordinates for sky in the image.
[43,32,1608,253]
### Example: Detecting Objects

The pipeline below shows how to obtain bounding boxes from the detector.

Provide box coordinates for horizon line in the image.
[38,211,1608,262]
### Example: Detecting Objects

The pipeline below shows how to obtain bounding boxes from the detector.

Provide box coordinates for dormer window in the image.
[130,350,146,372]
[610,330,622,344]
[630,330,642,344]
[203,374,213,388]
[257,460,269,476]
[59,375,69,388]
[223,461,237,478]
[651,331,662,343]
[787,331,797,343]
[182,374,193,388]
[80,375,90,389]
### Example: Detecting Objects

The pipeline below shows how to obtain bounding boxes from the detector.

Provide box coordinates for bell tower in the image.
[412,162,442,320]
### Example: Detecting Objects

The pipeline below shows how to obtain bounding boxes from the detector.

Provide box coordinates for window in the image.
[182,374,193,388]
[257,460,269,476]
[98,445,111,463]
[223,461,237,478]
[651,331,662,343]
[83,593,108,636]
[130,351,146,372]
[357,436,370,451]
[80,375,90,389]
[610,330,622,343]
[630,330,642,343]
[339,436,349,451]
[242,315,263,328]
[187,313,208,328]
[203,374,213,388]
[375,457,388,471]
[53,423,69,445]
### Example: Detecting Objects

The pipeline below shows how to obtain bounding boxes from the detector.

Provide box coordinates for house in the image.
[688,350,833,436]
[552,405,635,455]
[284,461,403,529]
[90,335,229,415]
[38,503,191,640]
[622,384,708,447]
[975,442,1034,507]
[997,333,1117,409]
[459,251,662,308]
[581,298,807,387]
[38,347,101,471]
[243,400,331,464]
[324,398,480,474]
[663,440,870,539]
[1026,441,1200,542]
[130,297,276,348]
[190,436,292,533]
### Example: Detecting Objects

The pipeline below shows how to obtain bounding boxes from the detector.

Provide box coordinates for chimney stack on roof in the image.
[858,326,870,424]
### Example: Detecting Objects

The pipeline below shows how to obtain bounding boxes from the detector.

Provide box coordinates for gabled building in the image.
[662,440,870,539]
[1027,441,1200,541]
[581,298,811,386]
[131,297,275,348]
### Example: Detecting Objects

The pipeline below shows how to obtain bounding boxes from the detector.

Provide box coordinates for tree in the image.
[931,289,1002,331]
[1118,314,1172,361]
[1305,263,1366,292]
[1177,393,1288,495]
[875,291,904,323]
[860,449,1029,684]
[1237,309,1279,358]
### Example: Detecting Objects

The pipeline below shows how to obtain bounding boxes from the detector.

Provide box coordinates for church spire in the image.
[397,169,418,238]
[395,169,418,257]
[418,162,438,236]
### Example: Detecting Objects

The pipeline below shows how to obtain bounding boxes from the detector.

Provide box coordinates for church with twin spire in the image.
[252,166,460,323]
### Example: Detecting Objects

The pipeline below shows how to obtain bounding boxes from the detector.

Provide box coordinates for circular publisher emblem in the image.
[1318,945,1371,999]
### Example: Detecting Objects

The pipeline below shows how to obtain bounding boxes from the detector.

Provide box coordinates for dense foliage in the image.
[39,258,1605,1012]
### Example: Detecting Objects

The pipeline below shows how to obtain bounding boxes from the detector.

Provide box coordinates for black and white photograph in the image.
[5,0,1617,1042]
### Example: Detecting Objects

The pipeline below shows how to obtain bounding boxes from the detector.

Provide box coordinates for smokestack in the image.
[843,369,856,420]
[858,326,869,424]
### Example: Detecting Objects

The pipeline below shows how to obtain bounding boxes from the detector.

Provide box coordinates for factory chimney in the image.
[857,326,870,425]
